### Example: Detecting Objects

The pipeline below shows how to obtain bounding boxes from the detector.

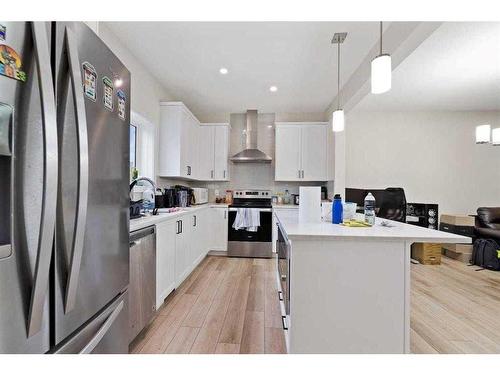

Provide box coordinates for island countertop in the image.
[274,209,471,244]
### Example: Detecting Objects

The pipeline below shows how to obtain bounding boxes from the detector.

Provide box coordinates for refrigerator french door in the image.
[0,21,54,354]
[0,21,130,354]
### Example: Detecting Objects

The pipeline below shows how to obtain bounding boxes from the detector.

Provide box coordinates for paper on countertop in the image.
[299,186,321,223]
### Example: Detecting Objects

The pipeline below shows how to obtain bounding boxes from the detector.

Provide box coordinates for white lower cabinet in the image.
[209,207,228,251]
[155,207,222,309]
[155,220,176,308]
[174,216,192,288]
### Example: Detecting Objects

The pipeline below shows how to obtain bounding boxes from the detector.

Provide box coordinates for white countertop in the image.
[130,203,228,232]
[275,209,471,243]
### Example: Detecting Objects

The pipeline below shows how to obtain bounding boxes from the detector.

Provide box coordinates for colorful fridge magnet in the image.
[82,61,97,101]
[0,25,6,41]
[102,76,114,111]
[0,44,27,82]
[117,89,126,121]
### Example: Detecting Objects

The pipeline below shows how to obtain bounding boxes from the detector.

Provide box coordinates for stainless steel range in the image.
[227,190,273,258]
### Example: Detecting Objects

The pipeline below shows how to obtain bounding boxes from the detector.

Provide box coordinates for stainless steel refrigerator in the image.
[0,21,130,354]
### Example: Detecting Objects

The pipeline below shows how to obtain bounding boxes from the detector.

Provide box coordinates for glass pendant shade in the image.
[371,54,392,94]
[332,109,345,132]
[492,128,500,146]
[475,124,491,144]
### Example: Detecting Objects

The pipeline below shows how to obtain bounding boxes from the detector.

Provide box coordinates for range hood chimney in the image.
[230,110,272,163]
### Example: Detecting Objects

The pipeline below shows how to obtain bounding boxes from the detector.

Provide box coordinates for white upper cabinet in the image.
[197,125,215,181]
[213,125,229,181]
[159,102,199,179]
[200,123,230,181]
[275,122,330,181]
[301,124,328,181]
[158,102,230,181]
[275,125,302,181]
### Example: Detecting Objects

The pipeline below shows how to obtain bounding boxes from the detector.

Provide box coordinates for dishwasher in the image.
[129,226,156,343]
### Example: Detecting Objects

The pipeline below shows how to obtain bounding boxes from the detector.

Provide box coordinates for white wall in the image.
[345,110,500,215]
[97,23,174,182]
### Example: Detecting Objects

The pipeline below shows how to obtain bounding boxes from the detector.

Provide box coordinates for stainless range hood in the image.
[230,110,272,163]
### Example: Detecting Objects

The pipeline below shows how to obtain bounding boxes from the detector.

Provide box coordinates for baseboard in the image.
[208,250,228,257]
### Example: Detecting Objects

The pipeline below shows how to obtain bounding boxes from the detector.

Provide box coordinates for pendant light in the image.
[371,22,392,94]
[475,124,491,144]
[332,32,347,132]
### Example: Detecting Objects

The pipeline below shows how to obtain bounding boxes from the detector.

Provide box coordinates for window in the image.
[130,124,137,169]
[130,111,155,181]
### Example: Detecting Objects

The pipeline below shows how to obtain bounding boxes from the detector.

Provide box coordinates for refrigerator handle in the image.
[79,300,124,354]
[27,22,59,337]
[63,26,90,313]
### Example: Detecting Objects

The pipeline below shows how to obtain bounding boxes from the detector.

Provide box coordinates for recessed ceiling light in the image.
[219,67,228,75]
[269,86,278,92]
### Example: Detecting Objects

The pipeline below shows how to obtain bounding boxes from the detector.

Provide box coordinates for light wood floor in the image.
[411,256,500,354]
[130,255,500,354]
[130,256,286,354]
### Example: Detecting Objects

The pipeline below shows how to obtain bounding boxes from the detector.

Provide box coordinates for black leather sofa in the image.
[475,207,500,243]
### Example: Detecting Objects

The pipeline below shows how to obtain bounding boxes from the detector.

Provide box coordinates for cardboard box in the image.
[441,243,473,254]
[442,244,472,263]
[411,243,442,265]
[439,217,475,237]
[440,214,475,227]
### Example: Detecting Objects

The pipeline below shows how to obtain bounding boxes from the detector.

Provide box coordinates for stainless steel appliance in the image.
[0,21,130,354]
[229,110,272,163]
[227,190,273,258]
[192,187,208,205]
[129,226,156,343]
[277,221,290,316]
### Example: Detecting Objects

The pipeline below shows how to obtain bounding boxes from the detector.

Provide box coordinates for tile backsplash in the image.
[158,112,333,201]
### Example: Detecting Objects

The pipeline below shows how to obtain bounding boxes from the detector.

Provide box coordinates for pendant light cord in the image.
[380,21,383,55]
[337,41,341,110]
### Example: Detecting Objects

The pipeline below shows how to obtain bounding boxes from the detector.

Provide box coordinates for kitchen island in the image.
[274,209,470,354]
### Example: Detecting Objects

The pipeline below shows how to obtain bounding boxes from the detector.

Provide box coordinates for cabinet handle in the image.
[223,170,226,179]
[281,316,288,331]
[301,170,304,178]
[180,220,183,233]
[278,291,283,301]
[211,170,214,179]
[224,210,227,219]
[298,170,301,178]
[193,215,197,227]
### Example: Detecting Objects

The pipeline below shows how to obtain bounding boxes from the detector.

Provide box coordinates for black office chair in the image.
[378,187,407,222]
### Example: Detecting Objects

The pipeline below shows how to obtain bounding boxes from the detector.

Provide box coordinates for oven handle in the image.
[228,208,272,213]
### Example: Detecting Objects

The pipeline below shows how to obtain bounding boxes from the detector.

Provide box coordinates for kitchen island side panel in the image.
[289,238,409,354]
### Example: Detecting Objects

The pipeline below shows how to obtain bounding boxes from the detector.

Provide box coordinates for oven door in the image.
[227,207,273,258]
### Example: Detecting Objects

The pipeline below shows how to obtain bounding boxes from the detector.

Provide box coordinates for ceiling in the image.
[103,22,388,114]
[354,22,500,112]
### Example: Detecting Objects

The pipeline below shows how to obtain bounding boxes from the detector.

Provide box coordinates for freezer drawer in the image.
[53,291,129,354]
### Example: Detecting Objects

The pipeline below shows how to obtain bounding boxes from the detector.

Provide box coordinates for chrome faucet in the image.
[129,177,156,192]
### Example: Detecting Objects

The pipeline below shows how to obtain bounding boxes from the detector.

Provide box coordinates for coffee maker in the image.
[174,185,194,207]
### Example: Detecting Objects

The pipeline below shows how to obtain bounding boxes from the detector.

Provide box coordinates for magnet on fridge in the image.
[102,76,114,111]
[117,89,126,121]
[82,61,97,101]
[0,25,6,41]
[0,44,27,82]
